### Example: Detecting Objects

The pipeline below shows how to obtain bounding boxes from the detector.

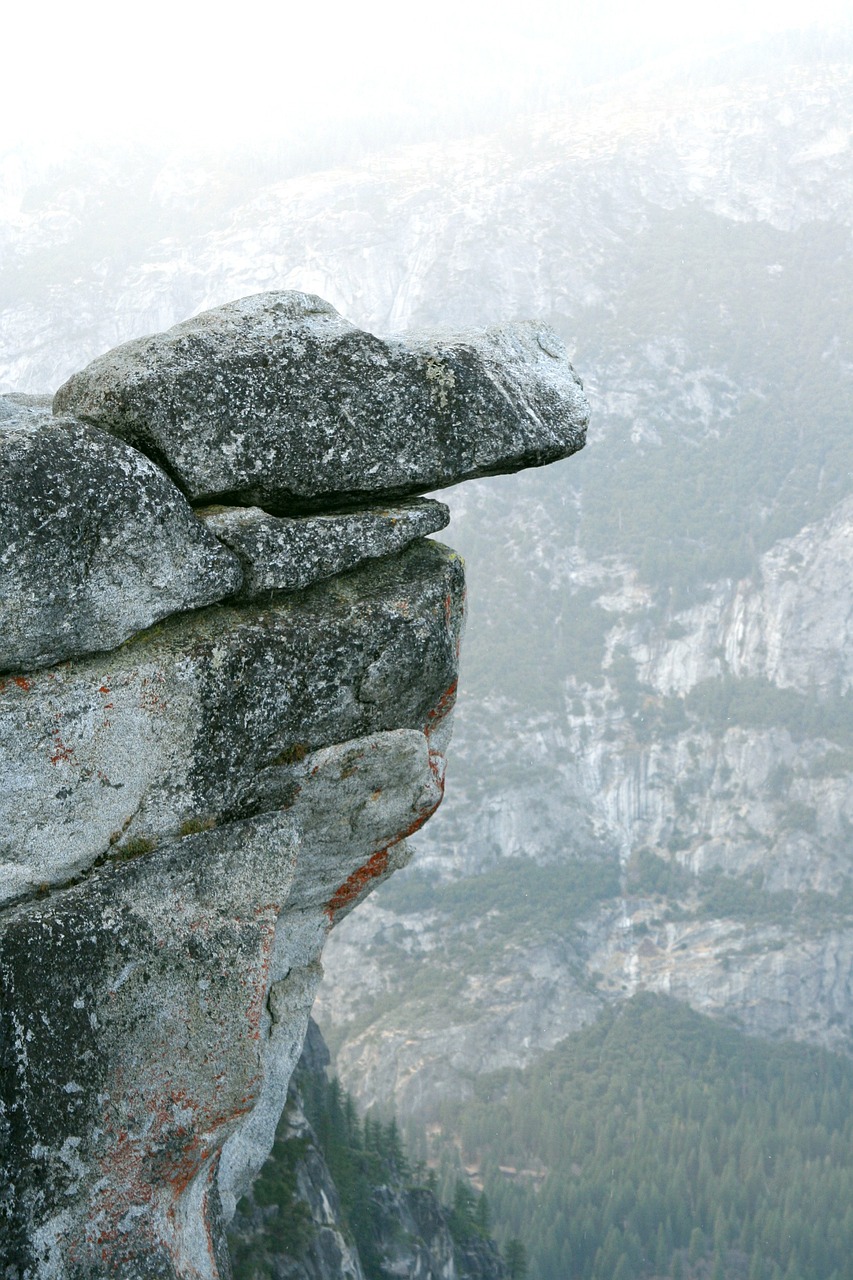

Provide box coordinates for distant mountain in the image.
[301,36,853,1119]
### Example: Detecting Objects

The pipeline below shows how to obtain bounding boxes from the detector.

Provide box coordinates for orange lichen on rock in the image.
[425,679,458,734]
[325,848,391,923]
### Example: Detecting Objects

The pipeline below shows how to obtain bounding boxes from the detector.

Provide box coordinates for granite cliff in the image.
[0,292,588,1278]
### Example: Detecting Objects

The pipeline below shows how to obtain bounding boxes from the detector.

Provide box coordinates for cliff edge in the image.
[0,292,588,1279]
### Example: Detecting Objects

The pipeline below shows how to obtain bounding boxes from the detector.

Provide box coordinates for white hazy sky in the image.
[4,0,851,150]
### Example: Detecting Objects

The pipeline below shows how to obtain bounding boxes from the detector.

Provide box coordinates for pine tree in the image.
[612,1254,633,1280]
[688,1227,705,1265]
[474,1191,492,1237]
[748,1249,764,1280]
[384,1117,408,1176]
[450,1179,477,1242]
[655,1221,669,1273]
[505,1238,528,1280]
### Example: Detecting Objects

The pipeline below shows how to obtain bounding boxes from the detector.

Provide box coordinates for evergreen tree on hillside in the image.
[429,995,853,1280]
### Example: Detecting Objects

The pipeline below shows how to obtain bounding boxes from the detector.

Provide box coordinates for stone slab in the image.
[198,497,450,599]
[53,291,589,512]
[0,538,464,905]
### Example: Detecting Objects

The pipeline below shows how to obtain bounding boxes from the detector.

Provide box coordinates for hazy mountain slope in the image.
[309,46,853,1114]
[429,994,853,1280]
[2,37,850,389]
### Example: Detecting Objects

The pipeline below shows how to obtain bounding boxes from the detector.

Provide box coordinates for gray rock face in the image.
[198,497,450,599]
[0,542,464,1278]
[52,291,589,512]
[0,291,587,1279]
[0,540,463,906]
[0,733,434,1279]
[0,398,242,673]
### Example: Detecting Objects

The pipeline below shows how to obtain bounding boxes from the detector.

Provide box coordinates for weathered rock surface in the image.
[0,397,242,673]
[1,289,586,1279]
[0,733,433,1278]
[0,541,464,1278]
[0,539,463,907]
[198,497,450,600]
[52,291,589,512]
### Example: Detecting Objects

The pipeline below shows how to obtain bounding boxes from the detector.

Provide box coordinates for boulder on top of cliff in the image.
[0,397,243,673]
[53,290,589,512]
[198,497,450,600]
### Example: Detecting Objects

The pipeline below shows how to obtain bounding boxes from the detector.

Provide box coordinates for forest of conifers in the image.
[430,994,853,1280]
[228,1058,520,1280]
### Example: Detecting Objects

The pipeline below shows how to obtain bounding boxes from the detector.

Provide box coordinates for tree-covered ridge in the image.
[229,1045,514,1280]
[431,995,853,1280]
[229,1125,314,1277]
[229,1073,416,1279]
[302,1073,412,1276]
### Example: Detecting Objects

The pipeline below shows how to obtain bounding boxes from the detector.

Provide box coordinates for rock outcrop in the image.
[53,292,588,512]
[0,293,588,1279]
[0,543,461,905]
[197,498,450,601]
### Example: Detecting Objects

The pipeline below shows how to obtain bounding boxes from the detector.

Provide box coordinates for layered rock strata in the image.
[0,293,588,1279]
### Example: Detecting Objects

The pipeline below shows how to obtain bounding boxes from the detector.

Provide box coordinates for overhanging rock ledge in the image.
[1,292,589,1279]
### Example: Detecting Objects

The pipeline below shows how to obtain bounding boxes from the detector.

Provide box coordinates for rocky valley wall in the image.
[317,486,853,1123]
[0,293,588,1278]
